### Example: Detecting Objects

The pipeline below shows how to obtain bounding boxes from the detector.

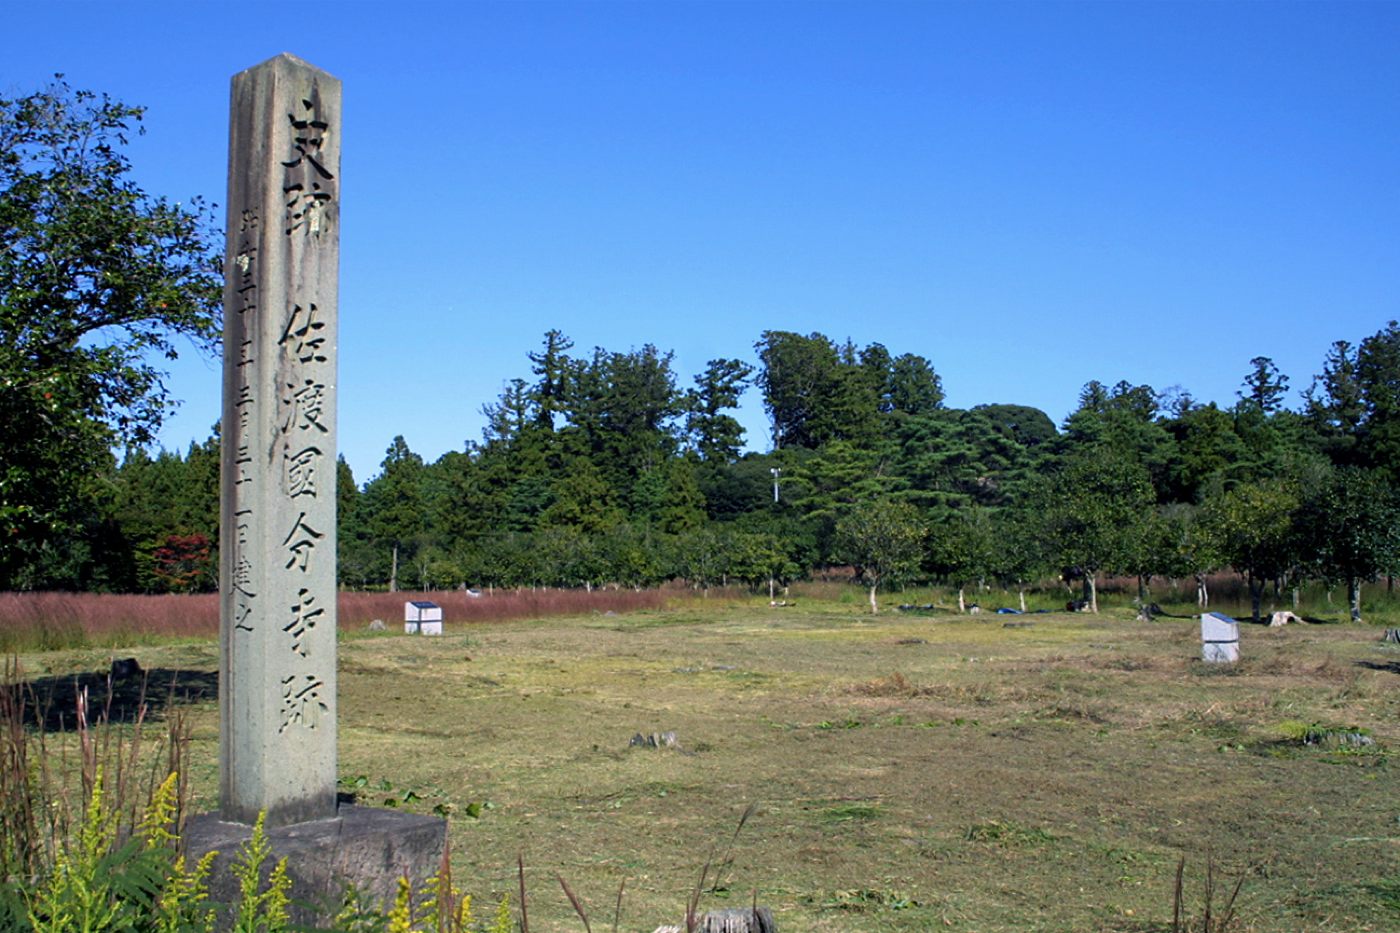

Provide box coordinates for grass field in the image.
[11,598,1399,931]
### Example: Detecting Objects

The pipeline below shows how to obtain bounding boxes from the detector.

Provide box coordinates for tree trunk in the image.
[1195,572,1208,609]
[389,545,398,593]
[868,583,878,614]
[1249,574,1263,623]
[1292,585,1300,610]
[1349,577,1362,622]
[1137,575,1148,604]
[768,576,775,600]
[957,586,966,614]
[1018,587,1027,613]
[1087,575,1098,613]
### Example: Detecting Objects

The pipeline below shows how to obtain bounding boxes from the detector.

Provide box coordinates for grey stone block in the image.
[184,805,446,926]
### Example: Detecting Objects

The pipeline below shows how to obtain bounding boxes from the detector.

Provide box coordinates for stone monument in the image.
[187,54,443,917]
[219,51,341,828]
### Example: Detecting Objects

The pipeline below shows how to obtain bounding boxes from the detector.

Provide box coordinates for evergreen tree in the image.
[527,329,575,431]
[686,358,753,462]
[1355,321,1400,482]
[357,436,427,590]
[1239,356,1290,414]
[1303,339,1363,465]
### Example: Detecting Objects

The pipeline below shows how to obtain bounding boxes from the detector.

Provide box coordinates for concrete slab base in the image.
[184,805,447,925]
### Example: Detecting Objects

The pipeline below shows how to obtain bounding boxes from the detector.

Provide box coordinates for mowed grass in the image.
[15,602,1400,931]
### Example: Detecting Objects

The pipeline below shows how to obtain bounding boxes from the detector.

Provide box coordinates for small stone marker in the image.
[404,600,443,635]
[220,52,341,827]
[652,908,777,933]
[1201,612,1239,663]
[630,730,679,749]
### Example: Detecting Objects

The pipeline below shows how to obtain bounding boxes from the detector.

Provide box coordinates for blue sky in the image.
[6,1,1398,481]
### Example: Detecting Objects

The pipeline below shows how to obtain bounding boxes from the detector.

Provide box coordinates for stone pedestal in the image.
[185,805,447,925]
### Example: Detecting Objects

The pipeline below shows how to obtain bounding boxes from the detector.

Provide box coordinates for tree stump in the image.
[1383,628,1400,644]
[701,908,777,932]
[652,907,777,933]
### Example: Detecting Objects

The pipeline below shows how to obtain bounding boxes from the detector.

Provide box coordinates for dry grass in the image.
[0,588,668,652]
[0,592,220,650]
[10,601,1400,931]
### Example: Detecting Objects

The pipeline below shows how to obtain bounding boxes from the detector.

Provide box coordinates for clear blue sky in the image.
[6,1,1397,481]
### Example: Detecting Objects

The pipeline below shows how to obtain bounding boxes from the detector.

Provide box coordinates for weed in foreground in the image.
[1172,855,1246,933]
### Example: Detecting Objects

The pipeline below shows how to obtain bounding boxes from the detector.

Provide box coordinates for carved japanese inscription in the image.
[220,54,340,827]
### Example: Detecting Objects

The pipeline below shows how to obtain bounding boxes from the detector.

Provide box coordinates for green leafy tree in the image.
[728,530,798,597]
[0,79,221,587]
[1298,467,1400,622]
[1156,502,1226,608]
[833,498,925,613]
[1035,451,1154,612]
[1202,478,1301,622]
[926,506,995,612]
[989,508,1051,612]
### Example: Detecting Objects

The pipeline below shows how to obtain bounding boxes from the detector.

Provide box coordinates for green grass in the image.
[13,597,1400,931]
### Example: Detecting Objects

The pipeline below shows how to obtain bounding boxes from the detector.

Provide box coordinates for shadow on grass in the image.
[5,667,218,731]
[1355,659,1400,676]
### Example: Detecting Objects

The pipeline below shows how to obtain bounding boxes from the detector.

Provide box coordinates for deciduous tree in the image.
[833,498,925,613]
[0,79,221,586]
[1298,467,1400,622]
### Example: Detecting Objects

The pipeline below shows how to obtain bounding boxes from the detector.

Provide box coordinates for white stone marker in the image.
[404,601,443,635]
[220,54,340,826]
[1200,611,1239,664]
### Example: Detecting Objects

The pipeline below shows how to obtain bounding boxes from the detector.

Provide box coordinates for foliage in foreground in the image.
[0,665,512,933]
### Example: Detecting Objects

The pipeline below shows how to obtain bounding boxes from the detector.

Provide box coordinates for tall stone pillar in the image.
[220,53,340,826]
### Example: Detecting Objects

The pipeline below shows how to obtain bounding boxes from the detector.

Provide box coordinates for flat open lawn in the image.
[19,602,1400,931]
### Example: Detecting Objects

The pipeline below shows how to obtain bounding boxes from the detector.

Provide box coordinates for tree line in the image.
[21,322,1400,623]
[4,80,1399,619]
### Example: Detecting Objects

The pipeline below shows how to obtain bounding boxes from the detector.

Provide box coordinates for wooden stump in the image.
[652,907,777,933]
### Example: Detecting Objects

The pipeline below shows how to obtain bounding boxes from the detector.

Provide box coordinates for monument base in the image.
[184,805,447,925]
